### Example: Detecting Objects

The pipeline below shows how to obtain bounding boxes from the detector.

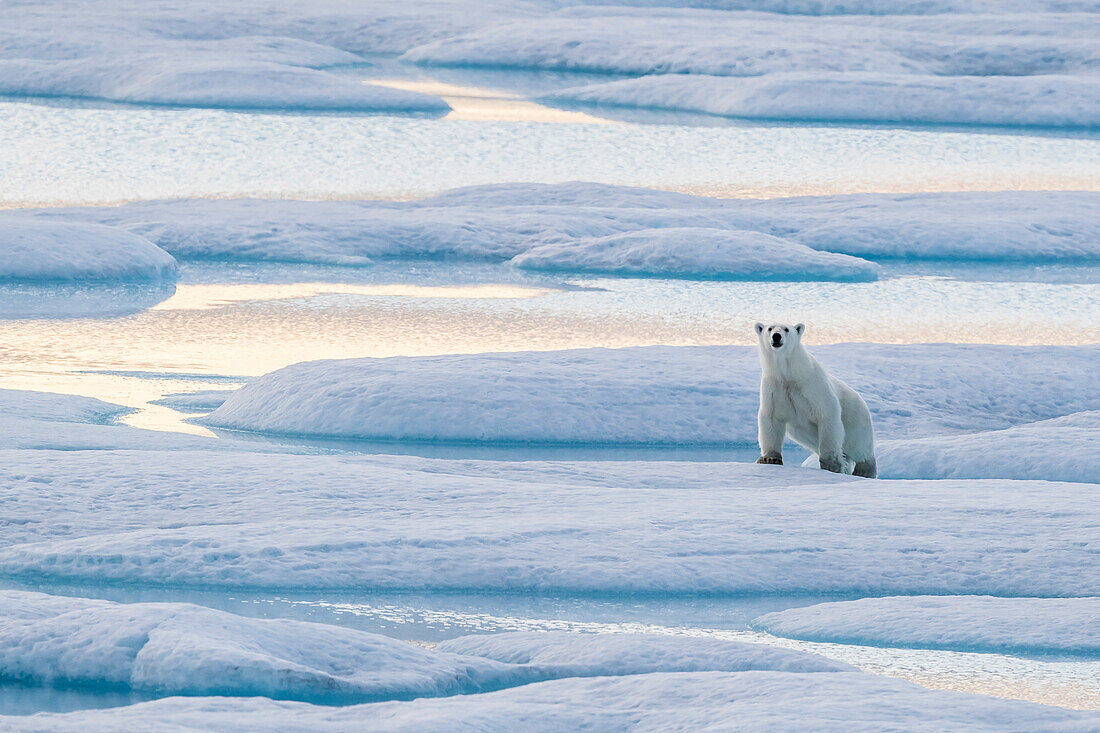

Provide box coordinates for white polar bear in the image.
[753,322,876,478]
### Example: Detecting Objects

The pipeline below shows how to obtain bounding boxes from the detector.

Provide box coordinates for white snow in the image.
[0,389,127,425]
[510,227,880,281]
[0,447,1097,596]
[4,2,1100,123]
[0,595,852,702]
[404,8,1100,77]
[545,72,1100,128]
[204,345,1100,446]
[399,6,1100,128]
[0,218,177,282]
[19,185,1100,268]
[0,591,520,702]
[876,411,1100,483]
[6,669,1100,732]
[753,596,1100,656]
[437,631,852,674]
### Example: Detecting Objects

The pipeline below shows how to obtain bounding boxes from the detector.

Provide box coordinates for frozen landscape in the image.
[0,0,1098,730]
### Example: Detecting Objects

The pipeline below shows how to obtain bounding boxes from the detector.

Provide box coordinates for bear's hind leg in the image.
[853,458,877,479]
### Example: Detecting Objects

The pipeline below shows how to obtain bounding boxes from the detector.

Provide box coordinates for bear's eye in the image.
[783,327,789,332]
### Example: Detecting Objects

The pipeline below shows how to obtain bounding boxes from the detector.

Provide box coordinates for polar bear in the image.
[753,322,876,478]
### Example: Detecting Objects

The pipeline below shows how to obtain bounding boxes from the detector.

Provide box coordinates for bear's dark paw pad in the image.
[756,455,783,465]
[819,457,844,473]
[853,460,877,479]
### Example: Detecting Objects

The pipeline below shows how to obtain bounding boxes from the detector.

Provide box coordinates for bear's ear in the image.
[754,322,765,335]
[795,323,805,335]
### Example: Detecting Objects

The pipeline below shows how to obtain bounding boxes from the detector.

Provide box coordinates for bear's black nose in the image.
[771,334,782,346]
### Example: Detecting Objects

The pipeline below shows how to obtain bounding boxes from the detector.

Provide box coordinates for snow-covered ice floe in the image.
[17,185,1100,270]
[0,591,520,702]
[0,5,453,112]
[6,1,1100,126]
[753,596,1100,657]
[5,669,1100,732]
[400,5,1100,128]
[510,227,879,281]
[204,345,1100,452]
[0,218,176,282]
[877,411,1100,484]
[435,631,852,674]
[0,594,849,702]
[544,72,1100,128]
[0,446,1097,595]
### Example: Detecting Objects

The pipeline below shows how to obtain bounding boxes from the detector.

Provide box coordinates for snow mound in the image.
[876,411,1100,483]
[0,450,1095,596]
[753,596,1100,656]
[205,345,1100,445]
[23,185,1100,266]
[6,669,1100,732]
[437,631,853,674]
[545,72,1100,129]
[510,227,879,281]
[152,390,238,412]
[0,218,177,282]
[0,388,127,425]
[0,591,519,702]
[403,8,1100,78]
[0,56,449,112]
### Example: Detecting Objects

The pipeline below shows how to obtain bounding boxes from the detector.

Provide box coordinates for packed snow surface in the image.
[877,411,1100,483]
[0,445,1097,595]
[403,7,1100,78]
[5,1,1100,124]
[753,596,1100,656]
[546,72,1100,128]
[436,632,853,674]
[0,596,850,702]
[19,185,1100,268]
[205,345,1100,448]
[510,227,879,280]
[0,591,519,702]
[5,670,1100,732]
[0,219,177,282]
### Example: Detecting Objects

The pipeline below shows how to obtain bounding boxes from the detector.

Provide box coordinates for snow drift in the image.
[204,345,1100,447]
[0,449,1096,595]
[509,227,880,281]
[0,218,177,282]
[5,669,1099,732]
[876,411,1100,484]
[0,591,519,702]
[20,185,1100,269]
[545,72,1100,128]
[437,632,852,675]
[753,596,1100,656]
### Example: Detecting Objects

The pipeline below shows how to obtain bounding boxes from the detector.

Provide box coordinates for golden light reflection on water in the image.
[369,79,622,125]
[0,274,1096,433]
[150,282,554,311]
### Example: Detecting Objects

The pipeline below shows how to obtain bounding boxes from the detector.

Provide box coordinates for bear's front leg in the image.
[757,406,786,466]
[817,413,845,474]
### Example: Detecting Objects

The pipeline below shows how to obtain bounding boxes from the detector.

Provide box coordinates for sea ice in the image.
[753,595,1100,656]
[509,227,880,281]
[17,185,1100,269]
[876,411,1100,483]
[204,345,1100,447]
[0,591,520,702]
[545,71,1100,128]
[0,447,1096,596]
[436,631,852,674]
[5,669,1099,731]
[0,219,177,282]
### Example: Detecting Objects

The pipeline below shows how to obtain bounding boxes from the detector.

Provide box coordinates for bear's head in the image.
[754,322,804,352]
